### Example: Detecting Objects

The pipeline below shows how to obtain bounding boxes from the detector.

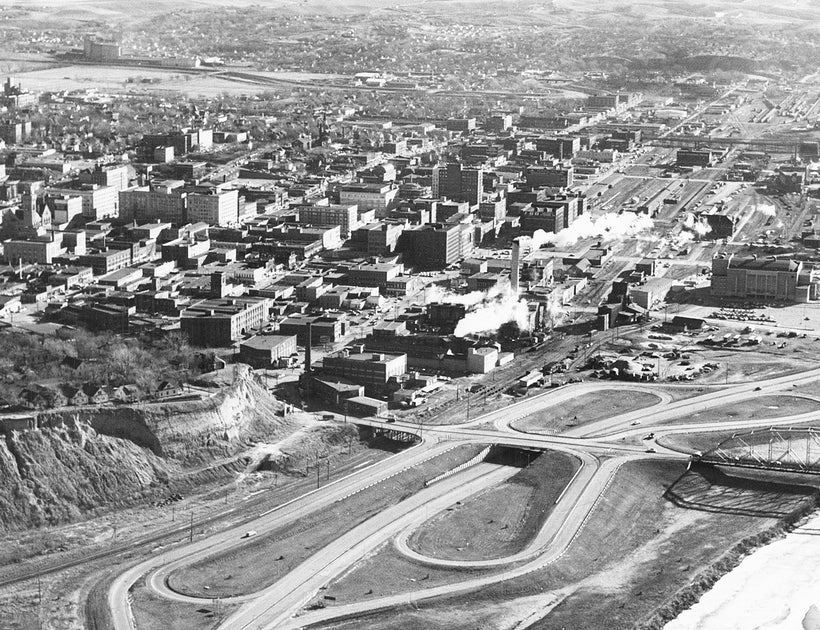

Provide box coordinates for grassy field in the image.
[666,394,820,426]
[315,459,812,630]
[11,65,279,98]
[131,576,234,630]
[655,385,724,402]
[319,541,499,610]
[407,449,579,561]
[511,389,661,434]
[163,444,487,600]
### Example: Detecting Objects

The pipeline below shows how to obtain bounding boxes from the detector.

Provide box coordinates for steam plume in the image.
[531,212,654,249]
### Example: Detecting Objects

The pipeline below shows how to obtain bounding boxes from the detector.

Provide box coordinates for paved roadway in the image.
[107,366,820,630]
[278,454,651,630]
[107,437,454,629]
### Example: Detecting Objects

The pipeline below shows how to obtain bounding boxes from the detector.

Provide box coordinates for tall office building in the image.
[432,163,484,206]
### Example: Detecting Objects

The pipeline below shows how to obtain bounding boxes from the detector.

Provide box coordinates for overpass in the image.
[697,427,820,474]
[352,417,683,458]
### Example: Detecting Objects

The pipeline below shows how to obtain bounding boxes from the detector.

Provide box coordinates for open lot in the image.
[667,394,820,426]
[11,64,286,98]
[407,449,579,561]
[511,389,661,435]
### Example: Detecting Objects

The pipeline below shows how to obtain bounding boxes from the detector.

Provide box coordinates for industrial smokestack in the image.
[304,322,312,375]
[511,238,522,295]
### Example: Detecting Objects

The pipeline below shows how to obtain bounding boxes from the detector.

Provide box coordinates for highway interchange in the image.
[107,365,820,630]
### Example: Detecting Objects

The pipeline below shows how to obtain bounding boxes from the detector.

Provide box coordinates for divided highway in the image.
[106,366,820,630]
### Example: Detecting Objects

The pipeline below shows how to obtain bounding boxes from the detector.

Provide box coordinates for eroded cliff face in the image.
[0,420,173,530]
[40,365,295,465]
[0,366,303,531]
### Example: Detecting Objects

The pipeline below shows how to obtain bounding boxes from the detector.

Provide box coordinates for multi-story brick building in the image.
[351,221,406,254]
[402,222,475,270]
[186,189,239,226]
[338,182,398,219]
[82,163,130,191]
[119,182,188,224]
[296,203,360,237]
[534,137,580,159]
[525,165,574,188]
[432,163,484,206]
[180,296,272,346]
[46,183,118,220]
[4,235,65,264]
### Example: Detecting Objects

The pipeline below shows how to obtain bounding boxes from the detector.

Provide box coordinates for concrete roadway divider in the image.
[423,445,493,488]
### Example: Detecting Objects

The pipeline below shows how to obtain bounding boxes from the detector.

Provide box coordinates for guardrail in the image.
[423,445,492,487]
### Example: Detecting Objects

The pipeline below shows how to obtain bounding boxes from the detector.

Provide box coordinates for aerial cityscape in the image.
[2,1,820,629]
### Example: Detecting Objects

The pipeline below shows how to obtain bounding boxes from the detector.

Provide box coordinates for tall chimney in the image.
[511,238,522,295]
[304,322,312,375]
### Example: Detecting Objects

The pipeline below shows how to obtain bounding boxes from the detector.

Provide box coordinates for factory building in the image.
[711,254,816,302]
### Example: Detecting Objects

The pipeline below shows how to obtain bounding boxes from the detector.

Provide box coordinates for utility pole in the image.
[316,451,321,489]
[189,513,194,543]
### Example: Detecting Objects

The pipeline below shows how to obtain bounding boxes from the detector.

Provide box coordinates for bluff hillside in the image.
[0,366,311,531]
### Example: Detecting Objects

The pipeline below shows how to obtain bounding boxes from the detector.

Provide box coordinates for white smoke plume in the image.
[682,213,712,237]
[453,285,530,337]
[425,284,507,308]
[424,284,531,337]
[531,212,654,249]
[757,204,777,217]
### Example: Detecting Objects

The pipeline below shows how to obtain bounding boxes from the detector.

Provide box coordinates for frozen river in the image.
[665,511,820,630]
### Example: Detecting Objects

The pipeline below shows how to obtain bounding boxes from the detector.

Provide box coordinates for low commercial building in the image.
[466,346,499,374]
[79,248,132,275]
[347,262,403,289]
[322,346,407,388]
[239,334,298,368]
[345,395,388,417]
[676,149,720,168]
